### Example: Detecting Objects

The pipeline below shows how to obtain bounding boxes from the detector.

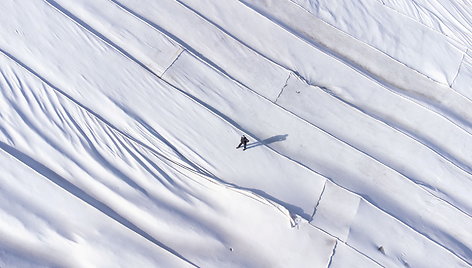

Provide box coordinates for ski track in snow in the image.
[1,0,472,266]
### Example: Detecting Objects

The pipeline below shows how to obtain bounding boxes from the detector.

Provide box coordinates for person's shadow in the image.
[246,134,288,150]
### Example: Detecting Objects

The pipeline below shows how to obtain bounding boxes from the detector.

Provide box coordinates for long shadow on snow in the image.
[245,134,288,150]
[0,141,198,267]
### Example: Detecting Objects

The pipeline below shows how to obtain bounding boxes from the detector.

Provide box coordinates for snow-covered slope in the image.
[0,0,471,267]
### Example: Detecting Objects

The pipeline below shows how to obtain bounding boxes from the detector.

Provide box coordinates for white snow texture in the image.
[0,0,471,267]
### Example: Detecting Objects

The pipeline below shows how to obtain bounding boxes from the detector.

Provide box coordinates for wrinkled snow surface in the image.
[0,0,471,267]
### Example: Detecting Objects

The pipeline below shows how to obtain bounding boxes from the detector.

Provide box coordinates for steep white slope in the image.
[0,0,471,267]
[0,0,329,217]
[163,49,472,265]
[0,38,334,268]
[0,0,335,266]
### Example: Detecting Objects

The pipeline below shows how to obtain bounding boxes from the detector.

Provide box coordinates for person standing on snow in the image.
[236,135,249,151]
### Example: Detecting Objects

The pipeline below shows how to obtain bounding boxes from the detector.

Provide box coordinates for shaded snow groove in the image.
[306,224,385,268]
[340,239,385,268]
[0,142,199,268]
[0,48,297,229]
[274,73,292,102]
[327,240,338,268]
[161,49,185,77]
[29,1,472,263]
[240,0,472,136]
[451,51,467,87]
[339,241,385,268]
[284,0,467,86]
[309,180,327,222]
